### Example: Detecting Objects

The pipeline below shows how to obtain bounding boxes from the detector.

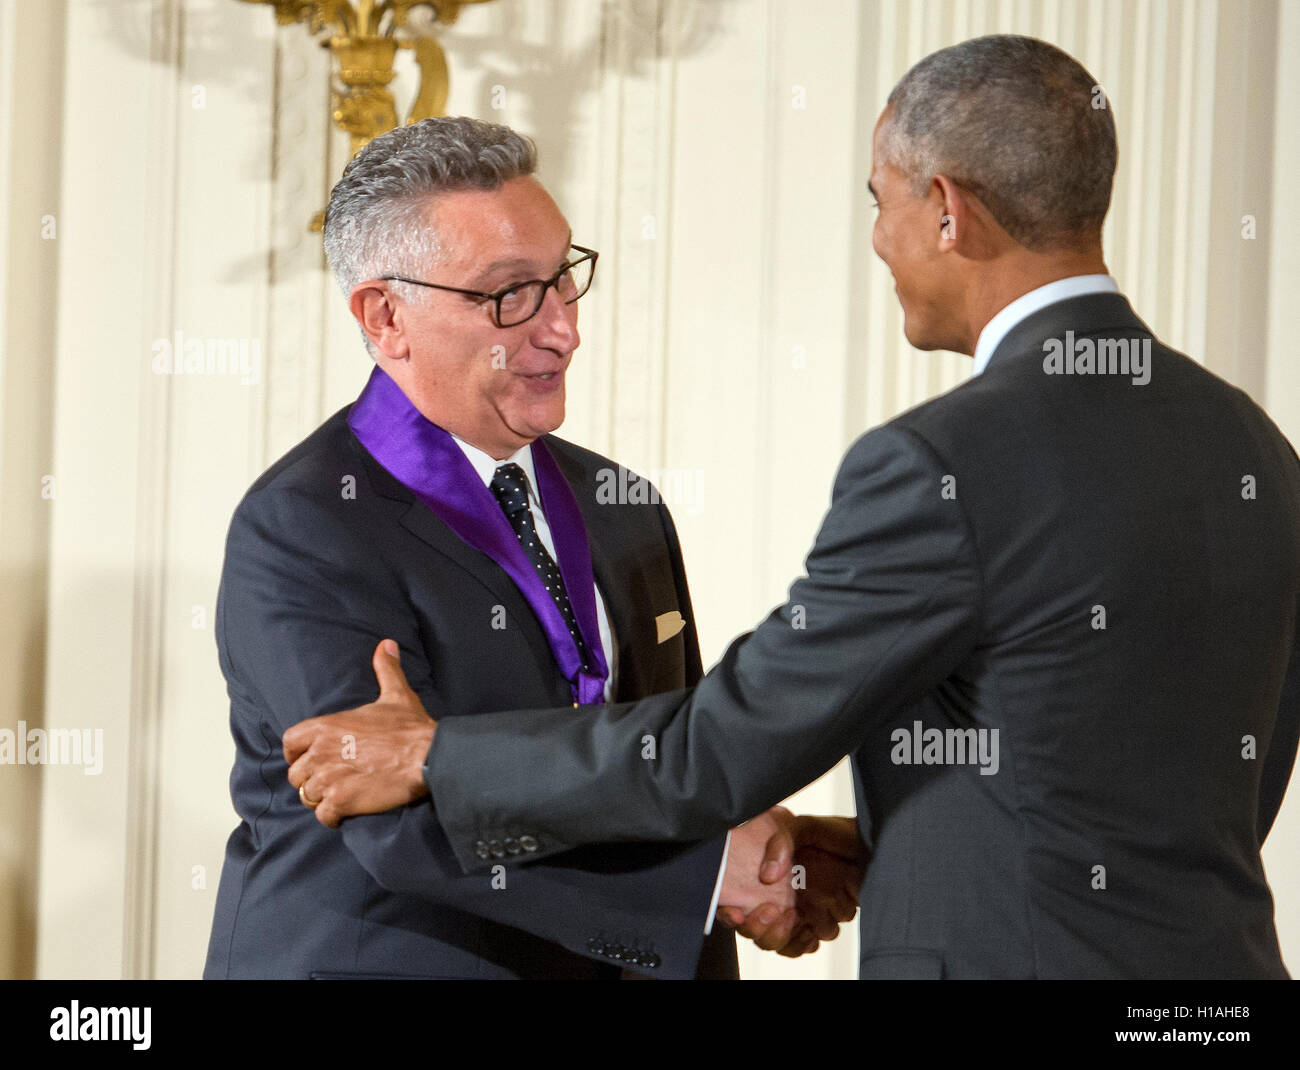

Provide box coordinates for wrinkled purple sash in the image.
[347,366,608,703]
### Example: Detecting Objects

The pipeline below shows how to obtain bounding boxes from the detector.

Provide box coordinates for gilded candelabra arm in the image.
[402,36,452,123]
[237,0,499,228]
[235,2,357,34]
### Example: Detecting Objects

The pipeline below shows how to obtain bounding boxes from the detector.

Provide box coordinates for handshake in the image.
[718,806,863,957]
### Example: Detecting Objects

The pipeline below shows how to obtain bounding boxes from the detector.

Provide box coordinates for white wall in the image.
[1,0,1295,980]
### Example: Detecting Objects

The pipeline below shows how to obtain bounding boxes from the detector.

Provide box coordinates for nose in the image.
[529,282,580,354]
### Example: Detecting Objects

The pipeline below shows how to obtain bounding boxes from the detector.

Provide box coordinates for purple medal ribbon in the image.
[347,367,608,704]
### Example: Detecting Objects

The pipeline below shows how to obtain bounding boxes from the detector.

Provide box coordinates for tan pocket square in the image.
[655,611,686,644]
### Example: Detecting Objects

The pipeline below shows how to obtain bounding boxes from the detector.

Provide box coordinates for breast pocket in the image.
[651,609,689,687]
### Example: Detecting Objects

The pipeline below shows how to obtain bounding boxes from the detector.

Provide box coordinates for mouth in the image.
[517,367,566,393]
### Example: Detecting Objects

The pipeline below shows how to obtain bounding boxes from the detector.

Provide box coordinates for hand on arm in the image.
[286,638,864,959]
[285,637,866,959]
[284,639,435,828]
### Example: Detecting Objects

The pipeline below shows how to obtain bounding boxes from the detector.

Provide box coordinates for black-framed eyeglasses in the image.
[380,245,599,328]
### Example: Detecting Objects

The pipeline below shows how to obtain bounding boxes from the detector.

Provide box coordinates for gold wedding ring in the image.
[299,783,320,809]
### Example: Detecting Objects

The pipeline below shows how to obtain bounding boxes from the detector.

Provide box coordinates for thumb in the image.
[759,823,795,885]
[372,639,410,696]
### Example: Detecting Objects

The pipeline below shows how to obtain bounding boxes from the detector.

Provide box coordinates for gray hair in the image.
[323,116,538,305]
[879,35,1117,251]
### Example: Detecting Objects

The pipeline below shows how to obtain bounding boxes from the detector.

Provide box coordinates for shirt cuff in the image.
[702,829,731,935]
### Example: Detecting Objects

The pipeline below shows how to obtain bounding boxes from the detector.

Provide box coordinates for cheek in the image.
[874,218,904,276]
[470,338,515,386]
[482,359,520,408]
[482,346,551,413]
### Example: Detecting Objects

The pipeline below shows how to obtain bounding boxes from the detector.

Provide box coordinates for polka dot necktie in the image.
[490,462,591,673]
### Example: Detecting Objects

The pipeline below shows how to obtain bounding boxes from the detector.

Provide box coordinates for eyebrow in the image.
[473,232,575,286]
[474,257,534,281]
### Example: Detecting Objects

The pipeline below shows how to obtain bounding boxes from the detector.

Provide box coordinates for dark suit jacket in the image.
[204,403,737,979]
[425,293,1300,979]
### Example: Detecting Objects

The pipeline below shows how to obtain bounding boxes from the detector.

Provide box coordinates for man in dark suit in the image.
[206,116,860,980]
[289,37,1300,978]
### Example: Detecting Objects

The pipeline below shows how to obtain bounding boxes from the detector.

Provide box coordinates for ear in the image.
[930,173,967,249]
[349,281,410,361]
[931,174,1014,258]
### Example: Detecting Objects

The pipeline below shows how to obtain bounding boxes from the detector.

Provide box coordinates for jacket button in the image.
[519,835,539,852]
[642,952,660,969]
[488,840,505,859]
[504,837,521,855]
[474,841,490,861]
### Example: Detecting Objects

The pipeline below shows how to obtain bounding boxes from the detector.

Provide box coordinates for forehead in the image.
[423,177,570,265]
[869,109,891,178]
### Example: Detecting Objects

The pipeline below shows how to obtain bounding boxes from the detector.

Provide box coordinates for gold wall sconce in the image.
[237,0,499,226]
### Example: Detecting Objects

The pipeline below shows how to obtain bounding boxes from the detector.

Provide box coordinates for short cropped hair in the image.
[323,116,537,299]
[879,35,1118,251]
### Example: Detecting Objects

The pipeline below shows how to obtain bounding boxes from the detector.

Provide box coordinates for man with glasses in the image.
[204,117,860,980]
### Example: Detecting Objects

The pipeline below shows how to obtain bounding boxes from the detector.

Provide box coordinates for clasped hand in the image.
[716,806,863,958]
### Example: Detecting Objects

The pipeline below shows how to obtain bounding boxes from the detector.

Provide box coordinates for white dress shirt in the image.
[971,274,1119,376]
[452,433,729,936]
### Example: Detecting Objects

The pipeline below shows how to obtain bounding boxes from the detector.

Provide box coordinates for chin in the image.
[522,402,566,440]
[901,320,931,350]
[541,395,566,432]
[902,316,950,353]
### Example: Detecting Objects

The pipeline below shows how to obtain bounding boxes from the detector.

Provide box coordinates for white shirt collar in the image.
[451,434,541,506]
[971,274,1119,375]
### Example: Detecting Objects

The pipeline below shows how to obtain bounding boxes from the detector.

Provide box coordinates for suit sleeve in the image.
[217,480,723,979]
[427,425,984,871]
[1256,431,1300,842]
[1259,595,1300,841]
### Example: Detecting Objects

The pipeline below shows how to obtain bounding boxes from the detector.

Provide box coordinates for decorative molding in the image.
[124,0,183,982]
[264,22,333,463]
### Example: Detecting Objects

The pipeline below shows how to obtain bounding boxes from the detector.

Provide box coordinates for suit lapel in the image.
[351,422,665,704]
[349,432,560,686]
[544,439,660,702]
